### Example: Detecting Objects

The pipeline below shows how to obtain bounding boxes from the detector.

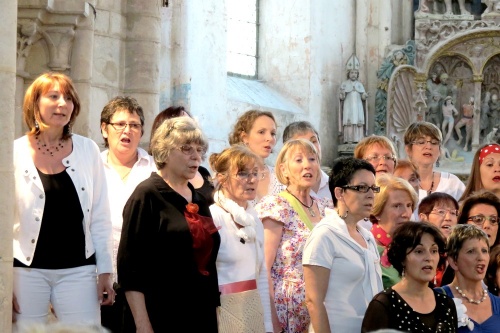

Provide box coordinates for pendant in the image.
[308,206,316,217]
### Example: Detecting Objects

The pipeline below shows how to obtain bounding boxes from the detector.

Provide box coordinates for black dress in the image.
[196,166,215,205]
[361,288,458,333]
[118,172,220,333]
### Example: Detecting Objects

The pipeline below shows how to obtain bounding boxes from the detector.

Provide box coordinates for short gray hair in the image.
[151,117,208,170]
[282,121,319,143]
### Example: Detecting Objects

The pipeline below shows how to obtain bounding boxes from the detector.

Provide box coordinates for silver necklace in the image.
[455,285,488,304]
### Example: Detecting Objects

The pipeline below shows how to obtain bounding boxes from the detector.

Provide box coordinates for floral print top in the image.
[255,194,333,333]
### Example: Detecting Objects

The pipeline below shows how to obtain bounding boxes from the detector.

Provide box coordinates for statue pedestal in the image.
[338,143,357,158]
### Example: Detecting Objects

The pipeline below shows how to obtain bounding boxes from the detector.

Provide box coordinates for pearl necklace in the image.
[286,188,316,217]
[455,285,488,304]
[35,136,65,157]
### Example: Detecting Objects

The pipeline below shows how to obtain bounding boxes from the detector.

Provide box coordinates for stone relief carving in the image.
[417,0,473,17]
[17,21,42,76]
[374,40,415,135]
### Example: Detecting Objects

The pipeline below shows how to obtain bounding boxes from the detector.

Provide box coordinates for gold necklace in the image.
[286,188,316,217]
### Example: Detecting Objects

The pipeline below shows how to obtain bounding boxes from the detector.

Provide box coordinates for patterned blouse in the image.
[255,194,333,333]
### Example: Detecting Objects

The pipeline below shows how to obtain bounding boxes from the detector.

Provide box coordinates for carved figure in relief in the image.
[426,72,440,101]
[437,73,455,104]
[427,93,443,129]
[485,127,499,144]
[480,91,491,138]
[441,96,459,145]
[339,54,368,144]
[454,96,476,151]
[489,94,500,133]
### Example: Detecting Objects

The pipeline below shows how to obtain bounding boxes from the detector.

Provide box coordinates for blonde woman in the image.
[256,139,333,333]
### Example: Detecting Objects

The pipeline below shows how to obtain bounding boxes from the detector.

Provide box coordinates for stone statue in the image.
[441,96,459,145]
[485,127,499,144]
[454,96,476,151]
[339,54,368,144]
[427,92,443,129]
[480,91,491,138]
[489,93,500,133]
[437,73,455,104]
[426,72,440,101]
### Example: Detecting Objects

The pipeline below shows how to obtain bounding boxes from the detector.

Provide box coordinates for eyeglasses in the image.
[233,170,264,181]
[430,208,459,217]
[178,145,207,157]
[341,185,381,193]
[467,215,499,226]
[109,122,142,132]
[412,139,440,146]
[364,155,396,163]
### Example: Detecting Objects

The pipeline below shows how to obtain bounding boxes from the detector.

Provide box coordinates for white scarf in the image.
[214,190,256,242]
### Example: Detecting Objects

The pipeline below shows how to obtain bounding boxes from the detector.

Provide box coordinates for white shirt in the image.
[14,134,113,274]
[101,147,157,279]
[311,169,332,200]
[418,171,465,204]
[210,204,273,332]
[303,208,383,333]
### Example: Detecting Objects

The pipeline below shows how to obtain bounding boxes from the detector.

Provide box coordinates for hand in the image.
[98,273,115,306]
[12,293,20,323]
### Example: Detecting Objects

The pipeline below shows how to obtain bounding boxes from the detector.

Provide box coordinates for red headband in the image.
[479,144,500,165]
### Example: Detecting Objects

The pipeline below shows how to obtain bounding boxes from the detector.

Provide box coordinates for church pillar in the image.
[472,74,483,152]
[0,0,17,330]
[123,0,162,143]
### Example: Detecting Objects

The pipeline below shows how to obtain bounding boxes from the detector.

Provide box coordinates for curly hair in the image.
[228,110,276,145]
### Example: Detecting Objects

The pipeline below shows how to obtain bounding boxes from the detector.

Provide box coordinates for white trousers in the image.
[14,265,100,325]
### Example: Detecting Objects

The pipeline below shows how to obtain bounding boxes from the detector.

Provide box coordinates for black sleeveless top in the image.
[14,169,95,269]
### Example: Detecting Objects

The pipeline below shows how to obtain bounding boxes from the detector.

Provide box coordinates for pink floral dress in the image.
[255,194,333,333]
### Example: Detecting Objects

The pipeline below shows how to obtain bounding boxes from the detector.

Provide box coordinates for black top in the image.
[361,288,458,333]
[196,166,214,206]
[15,169,94,269]
[118,172,220,333]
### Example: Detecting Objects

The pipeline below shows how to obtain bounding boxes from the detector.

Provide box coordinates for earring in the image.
[402,267,405,278]
[35,120,39,131]
[434,275,437,286]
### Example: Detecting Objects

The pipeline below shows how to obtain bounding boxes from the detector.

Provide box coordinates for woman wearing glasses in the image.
[149,106,214,204]
[404,121,465,202]
[418,192,460,286]
[255,139,333,333]
[354,135,397,178]
[99,96,157,331]
[460,143,500,202]
[209,144,276,333]
[303,157,383,333]
[229,110,284,206]
[439,224,500,333]
[117,117,220,333]
[458,190,500,249]
[370,173,418,289]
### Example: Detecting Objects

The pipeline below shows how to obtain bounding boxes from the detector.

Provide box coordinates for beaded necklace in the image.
[455,285,488,304]
[419,171,435,195]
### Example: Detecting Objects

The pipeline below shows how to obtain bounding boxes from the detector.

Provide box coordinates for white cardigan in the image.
[14,134,113,275]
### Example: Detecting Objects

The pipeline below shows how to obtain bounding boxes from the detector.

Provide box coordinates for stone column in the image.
[124,0,162,145]
[0,0,17,331]
[472,74,483,152]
